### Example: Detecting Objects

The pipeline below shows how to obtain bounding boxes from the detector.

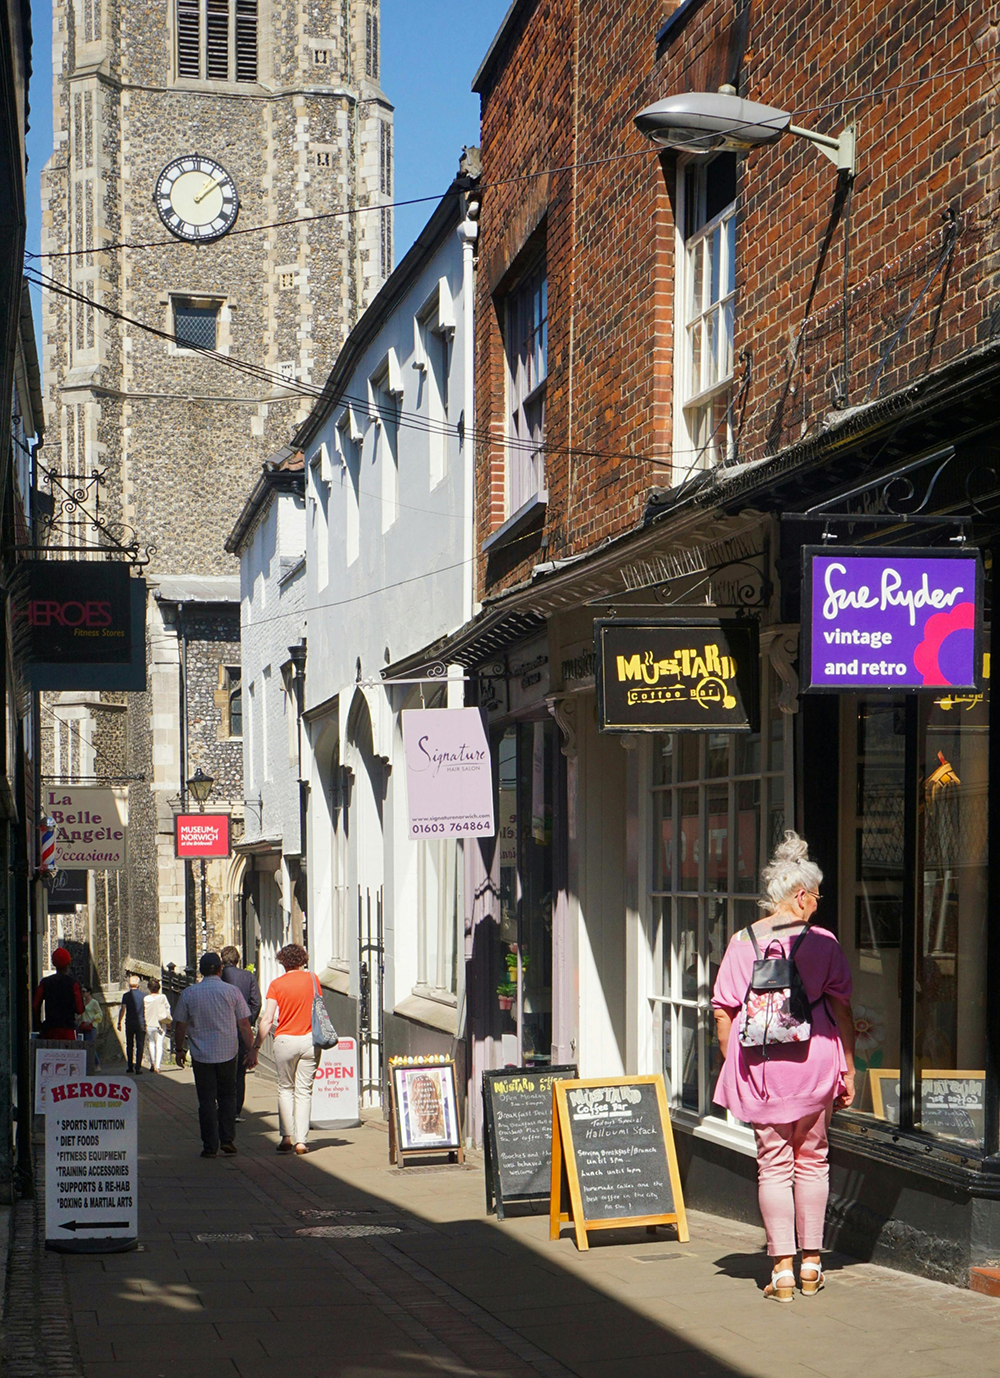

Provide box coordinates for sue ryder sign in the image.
[803,547,983,692]
[401,708,495,839]
[594,619,759,733]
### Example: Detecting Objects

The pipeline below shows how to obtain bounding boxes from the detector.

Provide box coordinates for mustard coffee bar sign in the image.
[595,619,759,733]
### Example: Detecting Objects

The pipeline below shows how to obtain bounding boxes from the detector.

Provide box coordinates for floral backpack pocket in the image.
[738,927,814,1056]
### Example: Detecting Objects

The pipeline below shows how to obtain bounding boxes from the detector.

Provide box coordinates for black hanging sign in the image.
[594,619,759,733]
[482,1065,577,1220]
[15,562,132,664]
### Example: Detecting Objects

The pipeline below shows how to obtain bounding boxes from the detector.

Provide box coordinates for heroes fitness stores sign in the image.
[803,547,983,692]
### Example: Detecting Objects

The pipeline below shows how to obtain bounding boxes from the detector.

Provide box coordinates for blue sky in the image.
[23,0,510,328]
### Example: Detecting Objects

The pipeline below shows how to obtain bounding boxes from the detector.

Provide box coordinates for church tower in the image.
[39,0,391,983]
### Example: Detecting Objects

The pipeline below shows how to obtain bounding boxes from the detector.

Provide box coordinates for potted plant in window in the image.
[496,981,516,1011]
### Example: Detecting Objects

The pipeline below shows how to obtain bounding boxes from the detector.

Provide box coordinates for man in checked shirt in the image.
[173,952,254,1158]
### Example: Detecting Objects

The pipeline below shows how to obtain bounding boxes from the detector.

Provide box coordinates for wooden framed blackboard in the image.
[482,1065,577,1219]
[869,1068,984,1143]
[549,1075,688,1251]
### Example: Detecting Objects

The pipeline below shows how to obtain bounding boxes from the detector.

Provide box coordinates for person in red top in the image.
[33,947,84,1040]
[251,944,319,1154]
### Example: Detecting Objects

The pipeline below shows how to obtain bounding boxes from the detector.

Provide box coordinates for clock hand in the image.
[193,177,220,205]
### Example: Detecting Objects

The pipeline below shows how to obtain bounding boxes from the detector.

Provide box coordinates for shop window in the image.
[415,838,460,1001]
[176,0,258,82]
[650,663,789,1125]
[496,721,554,1067]
[676,153,737,472]
[501,257,547,518]
[839,689,988,1150]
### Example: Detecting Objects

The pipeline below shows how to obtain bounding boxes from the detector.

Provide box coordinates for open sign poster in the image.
[595,619,759,733]
[402,707,495,839]
[45,1076,137,1253]
[803,546,983,692]
[310,1037,360,1129]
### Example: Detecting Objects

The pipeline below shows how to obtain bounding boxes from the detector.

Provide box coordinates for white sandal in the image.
[763,1268,796,1303]
[800,1262,824,1296]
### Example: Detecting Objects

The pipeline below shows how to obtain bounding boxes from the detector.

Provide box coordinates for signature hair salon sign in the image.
[402,708,495,839]
[803,547,983,691]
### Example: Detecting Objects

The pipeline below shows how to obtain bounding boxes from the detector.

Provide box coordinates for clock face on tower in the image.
[154,155,239,242]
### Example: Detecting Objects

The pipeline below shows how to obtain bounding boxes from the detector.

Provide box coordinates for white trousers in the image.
[146,1026,166,1071]
[273,1034,319,1144]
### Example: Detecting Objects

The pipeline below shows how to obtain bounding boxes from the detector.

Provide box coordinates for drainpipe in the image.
[457,194,479,624]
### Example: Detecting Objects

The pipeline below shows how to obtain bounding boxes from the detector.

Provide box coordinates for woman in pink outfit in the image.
[712,832,856,1302]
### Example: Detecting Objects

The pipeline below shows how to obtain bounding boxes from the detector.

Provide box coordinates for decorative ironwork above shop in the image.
[18,464,155,570]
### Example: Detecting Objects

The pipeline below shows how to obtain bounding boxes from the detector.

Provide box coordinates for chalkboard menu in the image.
[482,1066,577,1219]
[869,1069,984,1144]
[549,1075,688,1251]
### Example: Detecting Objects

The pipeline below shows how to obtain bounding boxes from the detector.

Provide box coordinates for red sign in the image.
[175,814,230,858]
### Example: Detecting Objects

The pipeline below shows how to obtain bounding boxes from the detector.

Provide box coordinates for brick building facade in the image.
[40,0,391,988]
[402,0,1000,1280]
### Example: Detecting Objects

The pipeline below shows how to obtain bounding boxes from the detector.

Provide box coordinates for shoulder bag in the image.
[310,973,339,1049]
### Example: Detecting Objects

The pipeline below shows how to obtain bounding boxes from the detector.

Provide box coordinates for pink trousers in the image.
[753,1106,832,1256]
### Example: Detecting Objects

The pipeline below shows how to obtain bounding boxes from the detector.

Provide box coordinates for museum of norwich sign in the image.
[595,619,759,733]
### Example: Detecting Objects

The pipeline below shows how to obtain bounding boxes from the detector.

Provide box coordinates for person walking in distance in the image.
[251,944,320,1155]
[79,986,103,1068]
[712,832,856,1302]
[220,946,261,1120]
[117,975,146,1074]
[33,948,83,1040]
[143,978,171,1073]
[172,952,253,1158]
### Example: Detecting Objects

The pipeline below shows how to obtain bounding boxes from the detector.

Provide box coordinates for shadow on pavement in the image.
[55,1068,759,1378]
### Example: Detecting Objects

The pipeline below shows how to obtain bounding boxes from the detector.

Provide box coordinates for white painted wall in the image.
[238,484,307,961]
[303,191,477,1025]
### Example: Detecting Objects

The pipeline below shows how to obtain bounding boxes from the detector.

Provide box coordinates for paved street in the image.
[5,1066,1000,1378]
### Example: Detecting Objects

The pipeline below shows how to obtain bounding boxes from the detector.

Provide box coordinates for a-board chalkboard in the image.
[549,1076,688,1251]
[869,1069,984,1143]
[482,1065,577,1219]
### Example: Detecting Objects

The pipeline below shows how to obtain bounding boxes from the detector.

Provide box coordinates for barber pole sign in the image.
[38,815,56,874]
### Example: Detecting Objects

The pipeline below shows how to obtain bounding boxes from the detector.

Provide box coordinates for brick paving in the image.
[3,1065,1000,1378]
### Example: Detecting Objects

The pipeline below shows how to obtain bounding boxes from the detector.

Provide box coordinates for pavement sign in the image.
[45,1075,138,1253]
[311,1036,361,1129]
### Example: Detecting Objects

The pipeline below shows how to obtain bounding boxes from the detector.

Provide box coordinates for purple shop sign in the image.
[803,546,983,692]
[402,707,496,839]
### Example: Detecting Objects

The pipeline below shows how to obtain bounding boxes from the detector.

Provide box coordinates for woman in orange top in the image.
[253,944,320,1154]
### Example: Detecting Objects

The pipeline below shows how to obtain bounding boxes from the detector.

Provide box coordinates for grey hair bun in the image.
[759,830,823,910]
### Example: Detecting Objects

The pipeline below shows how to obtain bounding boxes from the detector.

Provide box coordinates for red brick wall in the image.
[474,0,999,599]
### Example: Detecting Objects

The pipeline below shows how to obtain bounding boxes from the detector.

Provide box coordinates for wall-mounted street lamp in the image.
[634,88,855,176]
[186,767,214,811]
[185,767,214,954]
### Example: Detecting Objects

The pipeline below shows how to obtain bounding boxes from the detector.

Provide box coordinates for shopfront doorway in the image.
[496,719,556,1066]
[839,688,989,1149]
